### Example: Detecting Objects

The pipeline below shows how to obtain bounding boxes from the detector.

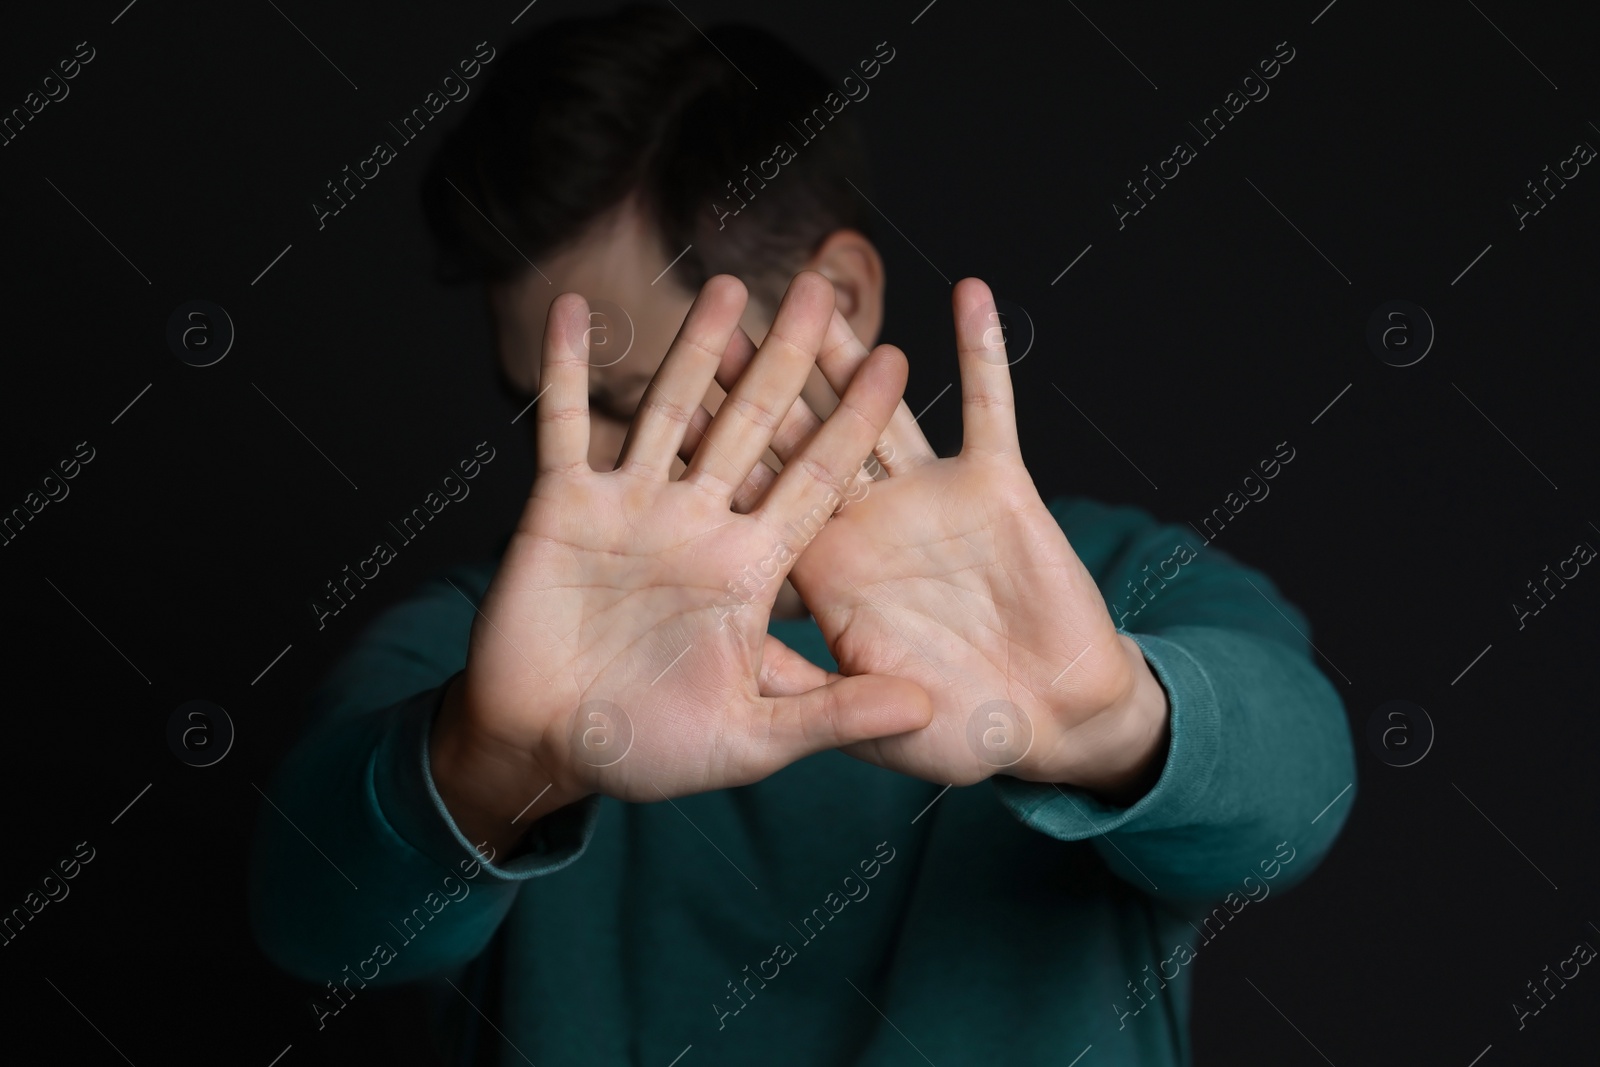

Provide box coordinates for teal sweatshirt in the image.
[249,495,1357,1066]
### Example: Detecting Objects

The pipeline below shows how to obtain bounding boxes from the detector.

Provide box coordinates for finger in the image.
[616,275,748,478]
[718,313,934,478]
[756,633,835,698]
[757,674,933,770]
[697,327,821,511]
[685,271,835,499]
[674,401,779,512]
[815,309,936,473]
[535,293,594,474]
[755,344,907,543]
[953,277,1021,456]
[710,325,827,469]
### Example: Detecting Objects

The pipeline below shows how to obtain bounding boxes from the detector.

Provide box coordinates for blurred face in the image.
[488,194,885,474]
[488,196,780,473]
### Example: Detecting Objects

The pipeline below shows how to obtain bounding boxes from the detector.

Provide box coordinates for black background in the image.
[2,0,1597,1064]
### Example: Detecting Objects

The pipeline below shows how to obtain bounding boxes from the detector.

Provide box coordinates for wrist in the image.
[430,674,592,860]
[1082,634,1171,803]
[1017,634,1170,803]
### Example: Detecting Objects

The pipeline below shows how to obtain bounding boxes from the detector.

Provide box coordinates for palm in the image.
[455,273,930,810]
[791,454,1125,784]
[699,278,1151,788]
[478,475,798,801]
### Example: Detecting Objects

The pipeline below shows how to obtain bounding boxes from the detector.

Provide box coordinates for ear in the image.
[803,229,884,348]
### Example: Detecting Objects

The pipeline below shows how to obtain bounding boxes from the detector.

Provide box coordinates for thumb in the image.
[758,673,933,770]
[757,633,835,697]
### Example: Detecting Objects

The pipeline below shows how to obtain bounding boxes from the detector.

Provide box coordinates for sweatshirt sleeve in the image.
[990,496,1357,905]
[248,561,601,987]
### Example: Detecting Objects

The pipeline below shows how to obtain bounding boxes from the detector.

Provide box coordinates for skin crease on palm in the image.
[431,192,1174,859]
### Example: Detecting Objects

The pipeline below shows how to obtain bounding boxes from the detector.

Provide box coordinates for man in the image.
[250,7,1356,1064]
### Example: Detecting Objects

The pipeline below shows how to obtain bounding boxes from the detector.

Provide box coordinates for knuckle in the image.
[679,334,724,365]
[762,327,813,366]
[964,391,1013,412]
[546,351,593,370]
[542,458,590,477]
[796,454,847,499]
[686,467,739,502]
[725,391,785,431]
[835,394,882,434]
[638,390,694,427]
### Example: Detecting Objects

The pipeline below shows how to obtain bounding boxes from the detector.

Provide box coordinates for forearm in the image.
[248,691,524,986]
[990,497,1359,901]
[1088,624,1354,900]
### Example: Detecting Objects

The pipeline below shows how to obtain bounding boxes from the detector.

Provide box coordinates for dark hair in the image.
[421,4,873,304]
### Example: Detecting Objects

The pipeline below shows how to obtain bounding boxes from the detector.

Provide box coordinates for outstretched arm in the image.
[728,275,1356,904]
[991,495,1357,905]
[250,270,931,991]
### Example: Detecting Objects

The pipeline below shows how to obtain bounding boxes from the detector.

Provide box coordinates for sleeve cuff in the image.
[990,632,1221,840]
[370,675,601,881]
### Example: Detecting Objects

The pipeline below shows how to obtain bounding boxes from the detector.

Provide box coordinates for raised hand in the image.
[431,272,932,856]
[714,277,1170,801]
